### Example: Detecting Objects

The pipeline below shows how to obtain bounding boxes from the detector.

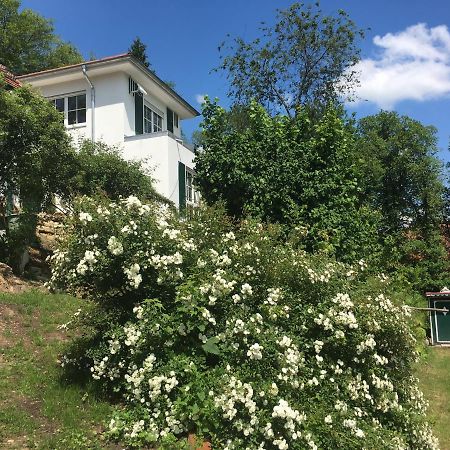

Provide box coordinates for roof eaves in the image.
[127,55,200,117]
[16,53,130,79]
[17,54,200,117]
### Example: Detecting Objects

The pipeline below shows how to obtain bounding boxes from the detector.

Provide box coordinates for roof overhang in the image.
[426,291,450,298]
[18,54,200,119]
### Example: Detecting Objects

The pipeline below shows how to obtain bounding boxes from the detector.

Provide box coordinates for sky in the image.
[20,0,450,165]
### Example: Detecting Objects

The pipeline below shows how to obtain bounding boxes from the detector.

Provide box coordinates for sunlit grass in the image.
[0,290,113,449]
[417,347,450,450]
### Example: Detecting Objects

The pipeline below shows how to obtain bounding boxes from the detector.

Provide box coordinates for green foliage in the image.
[0,0,83,74]
[0,83,75,204]
[195,99,380,263]
[357,111,449,291]
[128,37,151,69]
[217,2,364,115]
[67,140,165,203]
[0,82,76,268]
[49,197,437,449]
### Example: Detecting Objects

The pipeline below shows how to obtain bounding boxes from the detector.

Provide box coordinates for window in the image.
[174,112,179,129]
[50,93,86,126]
[67,94,86,125]
[53,98,64,113]
[185,168,200,205]
[144,104,163,133]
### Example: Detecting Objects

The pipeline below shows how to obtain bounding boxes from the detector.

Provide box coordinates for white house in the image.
[17,53,200,209]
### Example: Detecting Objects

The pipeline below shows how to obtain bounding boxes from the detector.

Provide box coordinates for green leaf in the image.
[201,336,221,355]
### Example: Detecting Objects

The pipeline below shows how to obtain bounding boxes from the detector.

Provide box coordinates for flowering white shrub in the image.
[50,196,438,449]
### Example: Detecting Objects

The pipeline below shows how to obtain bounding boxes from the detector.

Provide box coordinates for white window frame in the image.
[144,102,163,134]
[49,91,87,128]
[185,167,200,207]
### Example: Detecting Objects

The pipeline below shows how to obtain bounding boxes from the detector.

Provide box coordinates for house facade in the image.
[18,54,200,209]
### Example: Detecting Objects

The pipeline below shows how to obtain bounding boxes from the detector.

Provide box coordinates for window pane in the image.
[54,98,64,112]
[68,95,77,111]
[68,110,77,125]
[77,94,86,109]
[77,108,86,124]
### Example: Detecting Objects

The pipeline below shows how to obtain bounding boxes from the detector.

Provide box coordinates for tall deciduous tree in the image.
[217,2,364,116]
[195,99,380,262]
[0,0,83,75]
[129,37,151,69]
[357,111,449,290]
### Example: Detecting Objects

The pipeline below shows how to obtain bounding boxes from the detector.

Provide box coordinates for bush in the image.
[49,197,437,449]
[67,140,167,203]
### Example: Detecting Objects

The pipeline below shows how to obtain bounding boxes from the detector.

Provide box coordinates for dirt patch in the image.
[0,263,42,294]
[0,436,31,449]
[0,395,55,449]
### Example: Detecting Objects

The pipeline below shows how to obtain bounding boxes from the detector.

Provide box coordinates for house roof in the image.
[0,65,22,88]
[17,53,200,118]
[426,289,450,298]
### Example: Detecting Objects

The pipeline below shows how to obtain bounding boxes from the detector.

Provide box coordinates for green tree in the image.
[0,80,76,268]
[195,99,380,262]
[217,2,364,116]
[0,0,83,75]
[357,111,449,290]
[129,37,151,69]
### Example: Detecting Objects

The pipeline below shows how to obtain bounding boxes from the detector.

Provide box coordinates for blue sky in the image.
[20,0,450,164]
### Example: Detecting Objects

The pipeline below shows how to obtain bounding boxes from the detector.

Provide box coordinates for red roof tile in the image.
[0,65,21,88]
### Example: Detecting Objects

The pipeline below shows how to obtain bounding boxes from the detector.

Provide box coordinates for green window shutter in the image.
[178,161,186,212]
[135,93,143,135]
[167,107,174,133]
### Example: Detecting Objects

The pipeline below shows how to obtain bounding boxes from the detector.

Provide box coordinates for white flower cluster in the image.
[124,323,142,347]
[108,236,124,255]
[214,376,257,425]
[124,263,142,289]
[247,342,263,360]
[79,211,92,224]
[76,249,99,275]
[272,399,307,441]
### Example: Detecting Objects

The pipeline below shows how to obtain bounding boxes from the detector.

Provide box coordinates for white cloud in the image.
[352,23,450,108]
[195,94,207,105]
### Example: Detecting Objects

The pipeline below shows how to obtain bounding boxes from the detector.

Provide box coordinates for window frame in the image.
[143,102,164,134]
[185,167,200,206]
[49,91,87,128]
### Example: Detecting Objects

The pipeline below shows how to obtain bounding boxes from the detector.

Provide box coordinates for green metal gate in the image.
[427,291,450,345]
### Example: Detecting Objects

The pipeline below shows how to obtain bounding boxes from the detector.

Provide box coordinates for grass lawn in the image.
[417,347,450,450]
[0,289,115,449]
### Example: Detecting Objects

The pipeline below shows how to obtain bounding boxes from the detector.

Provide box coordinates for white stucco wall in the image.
[94,72,128,146]
[32,72,128,147]
[36,78,91,144]
[123,133,194,208]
